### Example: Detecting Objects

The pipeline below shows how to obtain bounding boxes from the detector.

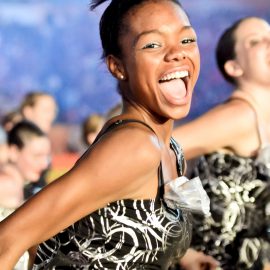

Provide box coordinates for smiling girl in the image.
[0,1,214,269]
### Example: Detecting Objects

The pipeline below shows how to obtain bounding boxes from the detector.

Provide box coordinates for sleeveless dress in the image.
[190,91,270,270]
[33,119,192,270]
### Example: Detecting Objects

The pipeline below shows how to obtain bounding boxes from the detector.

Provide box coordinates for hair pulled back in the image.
[90,0,182,59]
[8,121,46,150]
[215,17,255,85]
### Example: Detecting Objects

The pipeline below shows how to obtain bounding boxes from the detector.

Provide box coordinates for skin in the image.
[0,164,24,209]
[174,17,270,160]
[173,17,270,269]
[0,135,50,210]
[9,136,51,183]
[0,1,210,269]
[180,249,219,270]
[22,95,57,133]
[0,143,9,165]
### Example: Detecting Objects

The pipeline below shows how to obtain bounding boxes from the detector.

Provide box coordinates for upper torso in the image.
[34,197,192,269]
[174,89,270,160]
[189,91,270,269]
[226,90,270,157]
[33,120,192,270]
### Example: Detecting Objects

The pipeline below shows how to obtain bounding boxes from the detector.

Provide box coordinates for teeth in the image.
[160,71,188,82]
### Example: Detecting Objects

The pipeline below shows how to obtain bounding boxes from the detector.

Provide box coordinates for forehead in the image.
[35,96,55,107]
[235,18,270,40]
[22,136,50,151]
[125,1,190,32]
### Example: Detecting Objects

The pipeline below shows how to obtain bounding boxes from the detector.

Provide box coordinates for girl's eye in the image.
[249,39,260,47]
[181,38,196,45]
[142,42,160,49]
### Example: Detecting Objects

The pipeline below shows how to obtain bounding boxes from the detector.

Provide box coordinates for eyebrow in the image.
[244,29,270,37]
[133,25,193,46]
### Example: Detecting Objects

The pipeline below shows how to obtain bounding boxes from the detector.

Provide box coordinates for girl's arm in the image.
[173,99,257,160]
[0,125,161,269]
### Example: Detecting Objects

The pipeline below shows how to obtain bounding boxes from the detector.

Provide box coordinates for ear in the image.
[106,55,126,81]
[224,60,243,79]
[8,145,20,163]
[22,106,33,119]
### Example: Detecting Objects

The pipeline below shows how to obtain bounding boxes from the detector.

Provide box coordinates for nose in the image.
[164,45,186,62]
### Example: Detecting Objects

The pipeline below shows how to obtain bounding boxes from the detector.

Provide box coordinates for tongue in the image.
[159,79,186,104]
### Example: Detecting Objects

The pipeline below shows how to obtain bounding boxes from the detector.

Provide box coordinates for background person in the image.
[174,16,270,270]
[0,121,50,270]
[1,110,23,133]
[81,113,105,147]
[7,121,51,199]
[19,91,57,198]
[19,91,58,134]
[0,125,24,216]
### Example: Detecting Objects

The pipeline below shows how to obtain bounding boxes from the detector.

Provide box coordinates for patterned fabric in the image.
[33,121,192,269]
[190,152,270,270]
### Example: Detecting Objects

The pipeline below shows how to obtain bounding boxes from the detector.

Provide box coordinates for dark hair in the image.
[215,17,254,85]
[1,110,23,131]
[8,120,46,150]
[90,0,183,59]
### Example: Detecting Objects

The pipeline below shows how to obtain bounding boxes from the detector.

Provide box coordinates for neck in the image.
[239,79,270,92]
[236,82,270,117]
[121,101,174,145]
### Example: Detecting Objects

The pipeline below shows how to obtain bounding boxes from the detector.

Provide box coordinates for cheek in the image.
[257,49,269,63]
[193,50,201,82]
[18,156,35,173]
[129,52,160,75]
[16,159,32,180]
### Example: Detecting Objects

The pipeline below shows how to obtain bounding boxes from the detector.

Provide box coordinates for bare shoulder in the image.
[173,97,258,159]
[70,121,162,201]
[18,122,164,233]
[82,121,161,167]
[192,97,256,131]
[221,98,257,130]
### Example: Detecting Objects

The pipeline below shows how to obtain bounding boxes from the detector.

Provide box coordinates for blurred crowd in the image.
[0,90,122,214]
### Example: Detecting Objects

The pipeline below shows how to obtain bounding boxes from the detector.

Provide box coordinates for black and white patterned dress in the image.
[33,120,192,270]
[190,152,270,270]
[189,91,270,270]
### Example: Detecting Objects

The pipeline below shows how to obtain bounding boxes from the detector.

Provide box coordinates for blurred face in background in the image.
[0,143,9,165]
[9,136,51,183]
[234,17,270,86]
[22,95,58,133]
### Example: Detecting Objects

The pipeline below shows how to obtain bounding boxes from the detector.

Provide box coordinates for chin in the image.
[28,176,40,183]
[170,106,191,120]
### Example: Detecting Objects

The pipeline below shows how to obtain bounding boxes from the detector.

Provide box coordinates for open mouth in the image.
[158,70,189,104]
[159,70,189,88]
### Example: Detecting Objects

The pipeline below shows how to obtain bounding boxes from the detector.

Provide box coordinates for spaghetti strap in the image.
[230,90,268,148]
[93,119,157,144]
[106,119,156,134]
